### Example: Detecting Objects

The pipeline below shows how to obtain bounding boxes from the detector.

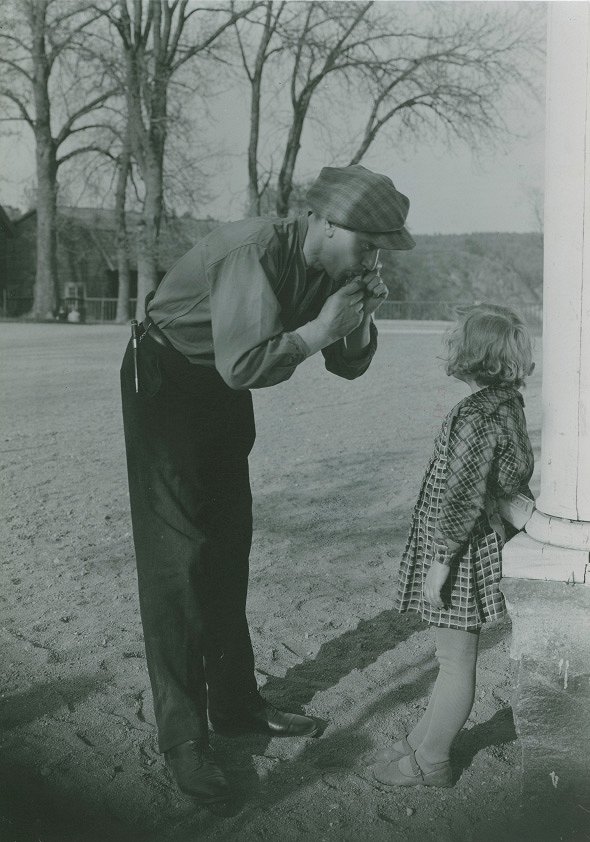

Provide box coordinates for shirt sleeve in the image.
[209,243,309,390]
[493,408,535,497]
[321,319,378,380]
[435,412,498,552]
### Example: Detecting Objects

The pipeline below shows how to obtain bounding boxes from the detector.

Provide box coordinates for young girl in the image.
[372,303,535,788]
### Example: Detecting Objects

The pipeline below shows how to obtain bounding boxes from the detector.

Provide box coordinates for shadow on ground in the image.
[0,674,107,730]
[452,706,517,778]
[0,762,151,842]
[0,673,157,842]
[260,608,424,710]
[163,617,519,840]
[0,617,520,842]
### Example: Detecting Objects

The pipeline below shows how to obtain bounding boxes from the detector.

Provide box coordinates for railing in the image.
[84,298,137,321]
[0,294,137,321]
[1,294,542,329]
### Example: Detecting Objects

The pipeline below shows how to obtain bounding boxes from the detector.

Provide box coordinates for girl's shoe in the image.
[369,735,413,765]
[372,750,452,788]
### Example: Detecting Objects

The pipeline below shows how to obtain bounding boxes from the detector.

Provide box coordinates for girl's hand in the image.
[423,562,450,610]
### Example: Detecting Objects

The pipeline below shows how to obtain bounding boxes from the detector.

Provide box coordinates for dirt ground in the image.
[0,320,547,842]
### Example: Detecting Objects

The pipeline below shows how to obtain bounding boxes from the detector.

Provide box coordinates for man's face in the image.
[319,224,380,284]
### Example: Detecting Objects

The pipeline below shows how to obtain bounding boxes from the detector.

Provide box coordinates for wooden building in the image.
[0,206,218,314]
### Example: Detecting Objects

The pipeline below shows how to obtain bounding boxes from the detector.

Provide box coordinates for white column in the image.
[504,1,590,578]
[499,14,590,824]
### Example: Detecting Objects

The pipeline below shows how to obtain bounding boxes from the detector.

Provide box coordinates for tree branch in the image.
[170,2,260,73]
[47,9,106,67]
[0,90,34,127]
[0,56,34,83]
[55,88,119,147]
[0,32,31,52]
[57,143,117,166]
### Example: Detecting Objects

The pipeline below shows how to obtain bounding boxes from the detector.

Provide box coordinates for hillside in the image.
[381,232,543,320]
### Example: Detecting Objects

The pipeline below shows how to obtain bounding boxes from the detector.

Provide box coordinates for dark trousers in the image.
[121,333,258,753]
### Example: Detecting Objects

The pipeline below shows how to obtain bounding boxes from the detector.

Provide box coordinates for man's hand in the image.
[316,280,366,342]
[423,562,450,610]
[355,265,389,317]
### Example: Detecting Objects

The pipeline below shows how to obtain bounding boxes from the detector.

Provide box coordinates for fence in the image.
[83,298,138,321]
[2,293,542,329]
[1,293,137,321]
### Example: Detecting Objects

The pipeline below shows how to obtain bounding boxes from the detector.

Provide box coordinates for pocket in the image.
[138,337,163,398]
[226,391,256,455]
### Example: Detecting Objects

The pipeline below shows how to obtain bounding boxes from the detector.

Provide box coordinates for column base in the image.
[501,531,588,586]
[526,508,590,552]
[500,534,590,841]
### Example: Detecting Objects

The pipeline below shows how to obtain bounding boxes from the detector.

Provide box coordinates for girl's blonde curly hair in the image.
[445,303,534,388]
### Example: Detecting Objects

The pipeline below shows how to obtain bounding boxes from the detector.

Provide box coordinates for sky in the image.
[0,1,547,236]
[0,106,546,235]
[199,86,545,235]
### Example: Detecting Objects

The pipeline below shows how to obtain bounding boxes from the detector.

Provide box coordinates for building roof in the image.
[11,206,219,271]
[61,207,219,271]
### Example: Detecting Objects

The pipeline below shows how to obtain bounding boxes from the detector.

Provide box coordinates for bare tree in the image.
[275,1,374,217]
[108,0,256,322]
[233,0,287,215]
[232,1,544,218]
[58,13,216,324]
[347,3,544,165]
[0,0,118,318]
[233,1,373,217]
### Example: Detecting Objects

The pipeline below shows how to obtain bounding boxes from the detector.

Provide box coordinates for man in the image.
[120,164,415,805]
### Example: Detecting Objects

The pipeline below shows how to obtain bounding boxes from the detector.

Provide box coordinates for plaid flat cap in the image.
[306,164,415,250]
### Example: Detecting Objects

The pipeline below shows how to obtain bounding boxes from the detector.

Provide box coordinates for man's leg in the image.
[201,394,319,738]
[123,334,319,760]
[201,441,259,714]
[121,336,234,802]
[122,336,220,751]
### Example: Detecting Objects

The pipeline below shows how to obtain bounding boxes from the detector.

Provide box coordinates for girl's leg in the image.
[406,684,438,748]
[388,626,476,757]
[411,626,479,769]
[388,680,438,755]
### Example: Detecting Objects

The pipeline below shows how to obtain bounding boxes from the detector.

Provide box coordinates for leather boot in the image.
[210,699,320,738]
[165,740,230,804]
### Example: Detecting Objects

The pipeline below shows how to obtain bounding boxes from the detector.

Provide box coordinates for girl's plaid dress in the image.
[394,385,534,631]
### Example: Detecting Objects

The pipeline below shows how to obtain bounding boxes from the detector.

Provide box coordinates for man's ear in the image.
[324,220,336,238]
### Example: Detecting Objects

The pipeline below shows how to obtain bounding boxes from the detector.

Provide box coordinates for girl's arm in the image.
[494,411,535,498]
[424,412,497,610]
[435,412,498,564]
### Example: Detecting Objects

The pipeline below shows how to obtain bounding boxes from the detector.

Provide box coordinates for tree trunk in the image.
[115,231,131,323]
[134,159,163,322]
[115,145,131,323]
[247,166,261,217]
[276,105,307,217]
[32,139,58,319]
[246,66,263,216]
[29,0,59,320]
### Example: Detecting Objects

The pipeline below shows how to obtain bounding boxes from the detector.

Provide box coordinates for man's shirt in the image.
[148,214,377,389]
